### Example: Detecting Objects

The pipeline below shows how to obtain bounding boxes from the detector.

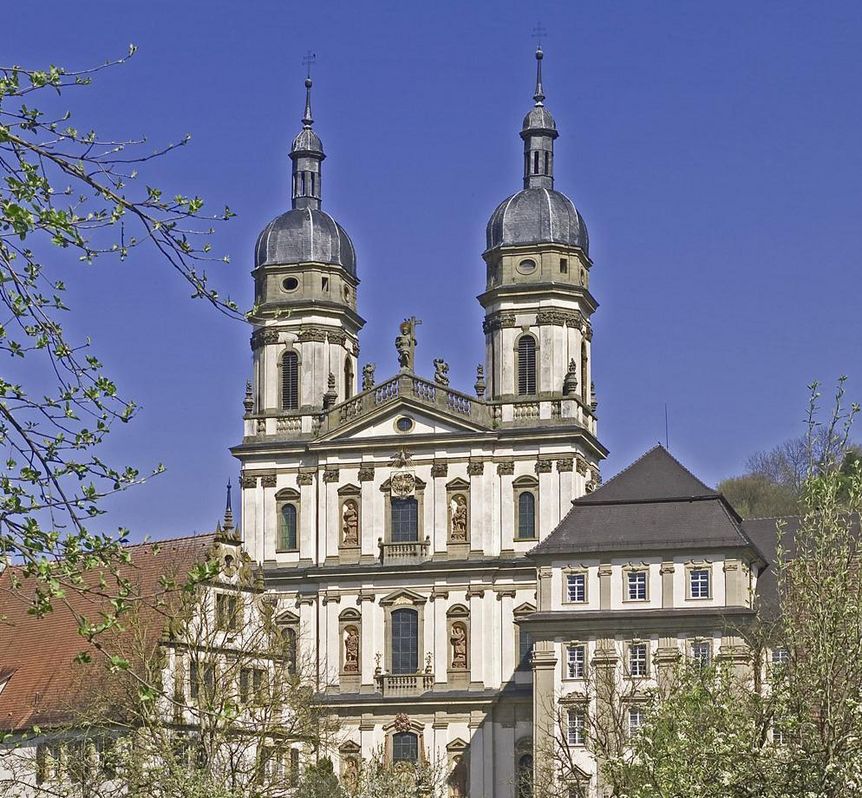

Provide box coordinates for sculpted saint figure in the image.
[361,362,376,390]
[344,626,360,673]
[450,495,468,542]
[433,358,450,386]
[342,500,359,546]
[451,623,468,670]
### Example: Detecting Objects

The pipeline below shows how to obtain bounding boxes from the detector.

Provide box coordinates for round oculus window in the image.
[282,277,299,292]
[517,258,537,275]
[395,416,414,433]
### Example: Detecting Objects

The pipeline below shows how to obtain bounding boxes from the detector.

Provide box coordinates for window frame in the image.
[390,607,420,675]
[392,731,419,764]
[566,706,586,747]
[564,570,588,604]
[565,643,586,680]
[625,569,649,602]
[690,640,712,668]
[516,334,538,396]
[280,349,300,410]
[686,563,712,600]
[627,641,649,678]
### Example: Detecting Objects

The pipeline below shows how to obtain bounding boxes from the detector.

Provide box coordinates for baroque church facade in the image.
[233,49,770,797]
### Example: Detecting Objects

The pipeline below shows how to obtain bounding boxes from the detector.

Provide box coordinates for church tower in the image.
[247,74,363,436]
[481,48,597,437]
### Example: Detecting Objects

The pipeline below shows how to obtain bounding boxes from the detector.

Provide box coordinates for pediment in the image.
[320,396,488,443]
[379,588,427,607]
[513,601,537,616]
[446,737,469,752]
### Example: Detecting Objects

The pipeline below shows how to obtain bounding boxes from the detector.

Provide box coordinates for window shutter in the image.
[517,337,536,395]
[282,352,299,409]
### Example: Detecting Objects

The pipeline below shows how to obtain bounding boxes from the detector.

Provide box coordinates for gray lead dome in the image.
[255,208,356,274]
[486,188,589,254]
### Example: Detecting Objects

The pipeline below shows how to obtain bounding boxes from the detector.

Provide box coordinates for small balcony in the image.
[378,537,431,564]
[375,672,435,697]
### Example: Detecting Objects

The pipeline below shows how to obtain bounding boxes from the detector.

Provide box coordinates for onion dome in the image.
[485,48,589,255]
[254,75,357,275]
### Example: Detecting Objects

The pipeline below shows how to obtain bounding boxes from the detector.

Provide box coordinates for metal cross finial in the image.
[302,50,317,79]
[225,480,232,512]
[532,23,547,50]
[301,52,316,127]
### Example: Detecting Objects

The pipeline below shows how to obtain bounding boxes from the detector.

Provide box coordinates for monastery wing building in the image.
[232,49,773,798]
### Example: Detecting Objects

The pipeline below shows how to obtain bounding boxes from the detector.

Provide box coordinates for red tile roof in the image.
[0,534,215,733]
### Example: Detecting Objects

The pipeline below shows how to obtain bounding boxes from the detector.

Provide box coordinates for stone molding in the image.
[250,327,280,350]
[323,468,340,483]
[297,472,314,486]
[322,590,341,605]
[358,464,375,482]
[556,457,574,472]
[482,311,517,334]
[358,589,376,603]
[535,459,553,474]
[240,474,257,488]
[431,461,448,477]
[260,473,277,488]
[466,586,486,599]
[467,460,485,476]
[297,326,328,343]
[497,461,515,475]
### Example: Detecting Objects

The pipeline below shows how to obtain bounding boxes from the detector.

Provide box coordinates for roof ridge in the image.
[585,444,662,495]
[659,447,717,495]
[123,532,216,551]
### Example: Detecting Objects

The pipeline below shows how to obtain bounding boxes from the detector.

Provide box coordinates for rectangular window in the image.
[322,276,329,291]
[567,708,585,746]
[628,706,645,737]
[518,630,533,670]
[691,642,712,668]
[390,497,419,542]
[189,662,199,700]
[239,667,267,704]
[690,568,710,599]
[627,570,647,601]
[560,258,568,274]
[566,573,586,603]
[566,644,586,679]
[629,643,648,677]
[771,647,789,667]
[216,593,240,631]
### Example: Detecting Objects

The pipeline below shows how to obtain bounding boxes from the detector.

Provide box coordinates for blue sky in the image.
[4,1,861,539]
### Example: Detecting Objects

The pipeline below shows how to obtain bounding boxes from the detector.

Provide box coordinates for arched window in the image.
[281,351,299,410]
[278,504,297,551]
[517,336,537,396]
[391,608,419,674]
[344,357,354,400]
[516,753,534,798]
[390,497,418,542]
[517,492,536,539]
[392,731,419,763]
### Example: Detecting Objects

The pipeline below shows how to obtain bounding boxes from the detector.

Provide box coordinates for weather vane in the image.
[532,22,547,49]
[302,50,317,78]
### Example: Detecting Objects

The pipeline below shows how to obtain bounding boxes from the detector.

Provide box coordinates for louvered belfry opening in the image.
[282,351,299,409]
[517,335,537,395]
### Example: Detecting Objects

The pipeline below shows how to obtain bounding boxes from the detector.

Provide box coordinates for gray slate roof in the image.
[486,188,589,254]
[531,446,763,557]
[255,208,356,274]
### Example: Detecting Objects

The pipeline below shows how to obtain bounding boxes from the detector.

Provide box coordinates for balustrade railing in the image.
[379,537,431,562]
[374,672,435,697]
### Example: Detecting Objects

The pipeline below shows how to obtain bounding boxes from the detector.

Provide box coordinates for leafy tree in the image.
[0,50,239,622]
[717,473,798,518]
[0,541,335,798]
[597,379,862,797]
[294,757,346,798]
